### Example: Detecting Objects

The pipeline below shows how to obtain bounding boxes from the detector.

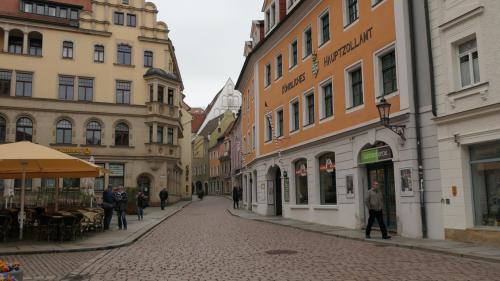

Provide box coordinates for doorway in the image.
[275,168,282,216]
[366,161,397,231]
[137,175,152,203]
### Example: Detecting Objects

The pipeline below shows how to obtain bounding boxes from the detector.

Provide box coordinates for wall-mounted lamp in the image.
[376,97,406,141]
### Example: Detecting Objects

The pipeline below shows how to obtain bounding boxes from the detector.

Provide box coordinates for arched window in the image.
[16,117,33,142]
[0,117,6,143]
[318,153,336,205]
[115,123,129,146]
[294,159,308,205]
[86,121,101,145]
[56,119,72,144]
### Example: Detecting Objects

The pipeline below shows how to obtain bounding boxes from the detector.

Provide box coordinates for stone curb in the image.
[1,201,192,256]
[226,208,500,264]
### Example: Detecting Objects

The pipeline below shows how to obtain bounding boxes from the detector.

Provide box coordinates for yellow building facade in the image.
[0,0,191,205]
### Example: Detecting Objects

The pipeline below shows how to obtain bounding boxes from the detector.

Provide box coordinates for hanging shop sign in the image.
[282,72,306,94]
[323,27,374,67]
[360,146,393,164]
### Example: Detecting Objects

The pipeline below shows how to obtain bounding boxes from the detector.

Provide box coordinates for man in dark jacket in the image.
[102,184,114,230]
[365,181,391,239]
[113,186,128,230]
[232,186,239,209]
[159,188,169,210]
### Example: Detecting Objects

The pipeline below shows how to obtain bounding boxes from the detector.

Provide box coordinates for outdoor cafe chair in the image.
[0,215,12,242]
[60,216,78,242]
[36,215,58,242]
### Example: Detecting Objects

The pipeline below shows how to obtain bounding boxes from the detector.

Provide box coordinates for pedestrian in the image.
[159,188,169,210]
[365,181,391,239]
[136,191,146,221]
[102,184,114,230]
[113,186,128,230]
[232,186,239,209]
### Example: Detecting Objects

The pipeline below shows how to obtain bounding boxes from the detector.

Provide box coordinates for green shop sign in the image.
[360,146,393,164]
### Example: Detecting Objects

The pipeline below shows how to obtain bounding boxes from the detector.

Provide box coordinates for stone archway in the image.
[266,165,282,216]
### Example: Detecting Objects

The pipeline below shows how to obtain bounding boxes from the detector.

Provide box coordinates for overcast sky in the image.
[155,0,262,108]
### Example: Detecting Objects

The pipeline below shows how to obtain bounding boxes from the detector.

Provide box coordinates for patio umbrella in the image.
[0,141,100,240]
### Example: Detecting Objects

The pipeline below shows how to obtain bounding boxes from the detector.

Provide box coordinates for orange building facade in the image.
[237,0,444,239]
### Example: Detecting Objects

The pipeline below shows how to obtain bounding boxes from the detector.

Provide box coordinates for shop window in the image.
[0,71,12,96]
[295,159,308,205]
[86,121,101,145]
[16,117,33,142]
[62,41,73,59]
[78,78,94,101]
[115,123,129,146]
[56,119,72,144]
[16,72,33,97]
[58,76,74,100]
[458,38,480,88]
[470,142,500,227]
[117,44,132,65]
[319,153,337,205]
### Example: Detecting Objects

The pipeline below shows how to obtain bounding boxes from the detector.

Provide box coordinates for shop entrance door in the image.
[138,176,151,203]
[367,162,397,231]
[275,168,282,216]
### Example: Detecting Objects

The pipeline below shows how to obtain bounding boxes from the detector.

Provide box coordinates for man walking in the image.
[102,184,114,230]
[232,186,239,209]
[113,186,128,230]
[159,188,169,210]
[365,181,391,239]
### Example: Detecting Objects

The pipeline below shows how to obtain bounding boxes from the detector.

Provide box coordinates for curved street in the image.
[4,197,500,281]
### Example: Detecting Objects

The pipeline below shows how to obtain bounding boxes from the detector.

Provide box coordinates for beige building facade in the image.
[0,0,189,205]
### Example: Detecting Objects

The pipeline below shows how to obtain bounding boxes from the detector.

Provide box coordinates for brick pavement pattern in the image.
[6,197,500,280]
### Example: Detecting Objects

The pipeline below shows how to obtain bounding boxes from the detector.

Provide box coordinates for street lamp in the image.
[376,97,406,141]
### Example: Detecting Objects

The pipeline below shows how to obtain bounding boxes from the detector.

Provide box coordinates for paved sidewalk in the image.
[0,200,191,255]
[228,207,500,264]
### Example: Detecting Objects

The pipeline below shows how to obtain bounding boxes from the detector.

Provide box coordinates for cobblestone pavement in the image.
[5,196,500,281]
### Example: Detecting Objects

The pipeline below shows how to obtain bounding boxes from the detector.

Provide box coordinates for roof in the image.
[191,111,206,134]
[198,114,224,138]
[223,120,236,138]
[144,68,181,82]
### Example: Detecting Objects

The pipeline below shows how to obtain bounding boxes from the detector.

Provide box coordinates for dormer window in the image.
[21,1,80,20]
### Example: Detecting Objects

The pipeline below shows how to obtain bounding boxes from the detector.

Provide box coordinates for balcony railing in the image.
[145,143,180,159]
[146,102,179,119]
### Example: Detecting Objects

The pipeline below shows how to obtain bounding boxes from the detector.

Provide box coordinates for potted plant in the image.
[0,260,22,281]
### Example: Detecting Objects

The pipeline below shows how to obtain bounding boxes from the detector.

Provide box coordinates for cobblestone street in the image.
[4,197,500,281]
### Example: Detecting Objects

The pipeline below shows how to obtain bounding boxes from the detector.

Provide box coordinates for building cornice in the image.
[0,17,112,37]
[433,102,500,125]
[91,1,158,14]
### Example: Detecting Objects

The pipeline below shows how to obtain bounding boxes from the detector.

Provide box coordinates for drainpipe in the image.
[424,0,437,117]
[408,0,428,238]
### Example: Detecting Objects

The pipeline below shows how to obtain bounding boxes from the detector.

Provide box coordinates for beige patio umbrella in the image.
[0,141,100,240]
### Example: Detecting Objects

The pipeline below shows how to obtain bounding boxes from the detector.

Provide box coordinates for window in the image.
[48,6,56,17]
[319,153,337,204]
[276,109,283,138]
[62,178,80,189]
[270,4,276,27]
[69,9,78,20]
[0,71,12,96]
[59,8,67,18]
[252,126,256,149]
[95,164,105,191]
[127,14,136,27]
[264,64,271,87]
[276,54,283,79]
[144,51,153,67]
[0,117,6,143]
[149,85,154,102]
[295,159,308,205]
[290,40,298,68]
[8,36,23,54]
[157,126,164,143]
[372,0,383,6]
[305,92,315,125]
[56,119,72,144]
[24,2,33,13]
[114,12,124,25]
[167,128,174,144]
[94,45,104,62]
[168,88,174,105]
[321,82,333,119]
[14,179,32,191]
[115,123,129,146]
[116,81,131,104]
[16,117,33,142]
[16,73,33,97]
[58,76,74,100]
[320,11,330,45]
[291,100,299,131]
[347,67,363,108]
[41,178,56,189]
[62,41,73,59]
[346,0,359,26]
[265,114,272,142]
[265,10,271,32]
[36,4,44,15]
[459,39,480,88]
[158,86,164,103]
[109,164,125,187]
[148,125,153,143]
[86,121,101,145]
[117,44,132,65]
[380,50,397,95]
[77,78,93,101]
[303,27,312,58]
[29,38,42,56]
[122,0,129,4]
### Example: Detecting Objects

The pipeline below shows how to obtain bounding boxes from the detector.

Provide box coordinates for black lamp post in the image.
[376,97,406,141]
